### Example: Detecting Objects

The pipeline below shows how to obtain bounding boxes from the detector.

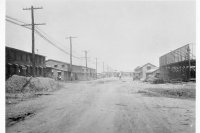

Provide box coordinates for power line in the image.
[6,16,83,60]
[6,15,66,50]
[6,19,30,29]
[6,15,27,24]
[6,15,102,68]
[6,18,70,56]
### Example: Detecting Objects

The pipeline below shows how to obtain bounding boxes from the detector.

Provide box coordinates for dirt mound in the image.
[26,77,59,92]
[6,75,63,104]
[6,75,60,93]
[6,75,31,93]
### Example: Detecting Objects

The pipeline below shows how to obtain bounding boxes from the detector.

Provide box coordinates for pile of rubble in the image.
[6,75,63,104]
[6,75,30,93]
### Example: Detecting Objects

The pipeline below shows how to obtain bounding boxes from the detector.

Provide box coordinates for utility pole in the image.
[107,65,109,77]
[187,45,191,81]
[96,58,98,79]
[103,62,104,78]
[103,62,104,73]
[84,50,88,80]
[23,6,45,77]
[66,36,77,81]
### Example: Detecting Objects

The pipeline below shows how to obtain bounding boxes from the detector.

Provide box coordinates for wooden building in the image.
[45,59,96,81]
[159,44,196,82]
[133,63,158,80]
[6,46,46,79]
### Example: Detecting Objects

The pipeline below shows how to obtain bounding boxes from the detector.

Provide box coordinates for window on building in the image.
[16,52,20,61]
[26,54,29,62]
[40,57,43,64]
[37,56,40,64]
[21,53,23,61]
[23,53,26,61]
[36,56,40,64]
[54,65,58,68]
[147,66,151,70]
[62,65,65,68]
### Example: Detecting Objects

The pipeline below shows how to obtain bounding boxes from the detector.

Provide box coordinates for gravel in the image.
[6,75,63,104]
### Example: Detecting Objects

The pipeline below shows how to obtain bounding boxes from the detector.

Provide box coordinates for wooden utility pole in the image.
[187,45,191,81]
[23,6,45,77]
[103,62,104,73]
[107,65,109,77]
[96,58,97,79]
[102,62,105,80]
[103,62,104,77]
[66,36,77,81]
[84,50,88,80]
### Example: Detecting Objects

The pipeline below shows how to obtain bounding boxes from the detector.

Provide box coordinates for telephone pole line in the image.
[83,50,88,80]
[66,36,77,81]
[96,58,98,79]
[103,62,105,79]
[187,45,191,81]
[23,6,45,77]
[103,62,104,74]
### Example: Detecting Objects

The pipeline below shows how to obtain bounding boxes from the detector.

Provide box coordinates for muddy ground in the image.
[6,78,195,133]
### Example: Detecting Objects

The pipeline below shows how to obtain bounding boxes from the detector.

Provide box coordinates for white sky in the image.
[5,0,195,72]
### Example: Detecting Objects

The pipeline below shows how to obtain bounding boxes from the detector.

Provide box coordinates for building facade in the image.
[133,66,141,80]
[6,46,46,79]
[146,68,160,79]
[159,44,196,82]
[133,63,157,80]
[45,59,96,81]
[45,59,70,81]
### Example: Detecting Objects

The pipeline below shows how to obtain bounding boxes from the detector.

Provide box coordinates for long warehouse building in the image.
[159,43,196,82]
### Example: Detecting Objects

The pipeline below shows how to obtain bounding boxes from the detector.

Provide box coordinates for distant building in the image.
[146,68,160,79]
[121,71,133,77]
[133,63,158,80]
[6,46,46,79]
[133,66,141,80]
[45,59,96,81]
[45,59,70,81]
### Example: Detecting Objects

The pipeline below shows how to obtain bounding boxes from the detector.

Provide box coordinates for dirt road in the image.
[6,78,195,133]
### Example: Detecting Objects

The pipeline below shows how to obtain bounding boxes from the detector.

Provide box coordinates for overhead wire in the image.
[6,15,106,69]
[6,16,83,60]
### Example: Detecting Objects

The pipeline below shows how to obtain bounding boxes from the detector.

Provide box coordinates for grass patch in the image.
[137,90,160,97]
[148,88,195,99]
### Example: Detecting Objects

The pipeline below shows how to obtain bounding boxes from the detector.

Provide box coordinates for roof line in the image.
[46,59,95,70]
[6,46,46,57]
[140,63,157,68]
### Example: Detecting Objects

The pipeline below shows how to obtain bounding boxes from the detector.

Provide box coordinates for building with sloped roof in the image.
[133,63,158,80]
[6,46,46,79]
[159,43,196,81]
[45,59,96,81]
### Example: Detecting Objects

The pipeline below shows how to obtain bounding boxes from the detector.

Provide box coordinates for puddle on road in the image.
[115,103,127,107]
[35,93,52,96]
[7,111,35,127]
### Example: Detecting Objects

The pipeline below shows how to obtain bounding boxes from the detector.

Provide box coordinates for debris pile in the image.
[6,75,30,93]
[6,75,61,93]
[6,75,63,104]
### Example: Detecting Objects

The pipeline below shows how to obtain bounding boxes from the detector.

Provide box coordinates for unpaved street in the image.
[7,78,195,133]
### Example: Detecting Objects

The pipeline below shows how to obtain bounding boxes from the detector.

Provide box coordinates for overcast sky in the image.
[6,0,195,72]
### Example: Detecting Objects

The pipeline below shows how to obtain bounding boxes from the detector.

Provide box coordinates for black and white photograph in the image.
[1,0,198,132]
